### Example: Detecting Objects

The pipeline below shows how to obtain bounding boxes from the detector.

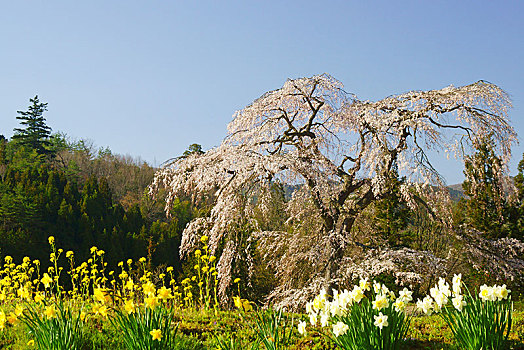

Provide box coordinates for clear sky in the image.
[1,1,523,184]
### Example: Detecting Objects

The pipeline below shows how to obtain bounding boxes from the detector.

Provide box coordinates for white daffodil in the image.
[452,274,462,295]
[297,320,307,336]
[374,312,389,329]
[332,321,349,337]
[452,295,466,311]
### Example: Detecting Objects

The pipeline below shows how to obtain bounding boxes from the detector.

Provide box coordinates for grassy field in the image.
[1,307,523,349]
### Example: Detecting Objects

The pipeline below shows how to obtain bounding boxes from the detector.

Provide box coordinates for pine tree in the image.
[182,144,204,157]
[373,166,410,245]
[514,155,524,206]
[12,96,52,155]
[507,153,524,239]
[461,136,506,238]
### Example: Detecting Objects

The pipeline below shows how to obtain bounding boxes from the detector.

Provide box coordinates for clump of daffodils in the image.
[416,274,511,316]
[416,276,455,315]
[479,283,510,302]
[300,278,413,349]
[0,235,214,349]
[417,274,513,350]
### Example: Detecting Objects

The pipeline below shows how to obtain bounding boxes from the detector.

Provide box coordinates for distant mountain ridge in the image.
[447,183,465,201]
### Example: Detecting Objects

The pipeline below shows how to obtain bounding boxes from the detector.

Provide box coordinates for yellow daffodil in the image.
[98,305,108,318]
[142,281,156,296]
[242,299,253,312]
[233,296,243,310]
[44,305,57,319]
[150,329,162,341]
[94,288,110,304]
[34,293,44,303]
[17,287,30,300]
[7,312,17,325]
[145,296,159,310]
[124,299,136,314]
[14,305,23,317]
[41,273,53,288]
[92,303,108,318]
[125,278,135,291]
[157,286,171,300]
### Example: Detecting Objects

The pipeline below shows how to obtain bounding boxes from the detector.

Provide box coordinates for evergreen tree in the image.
[0,136,7,167]
[461,136,506,238]
[514,154,524,206]
[507,153,524,239]
[182,143,204,157]
[12,96,52,155]
[373,166,410,245]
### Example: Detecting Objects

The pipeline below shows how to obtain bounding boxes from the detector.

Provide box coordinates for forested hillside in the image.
[0,97,198,274]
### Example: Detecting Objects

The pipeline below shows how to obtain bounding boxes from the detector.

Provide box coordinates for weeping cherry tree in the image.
[150,74,516,305]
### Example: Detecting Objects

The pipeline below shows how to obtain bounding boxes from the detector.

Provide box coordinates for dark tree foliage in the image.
[373,170,410,246]
[0,134,195,276]
[460,136,507,239]
[506,153,524,240]
[12,96,53,156]
[182,144,204,158]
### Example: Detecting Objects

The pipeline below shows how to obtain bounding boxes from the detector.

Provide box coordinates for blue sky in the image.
[1,1,523,184]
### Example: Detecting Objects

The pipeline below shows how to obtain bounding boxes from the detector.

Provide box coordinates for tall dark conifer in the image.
[374,165,410,245]
[12,96,52,155]
[506,154,524,239]
[461,136,506,238]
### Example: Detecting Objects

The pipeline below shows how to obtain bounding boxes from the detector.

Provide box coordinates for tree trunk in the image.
[322,215,356,296]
